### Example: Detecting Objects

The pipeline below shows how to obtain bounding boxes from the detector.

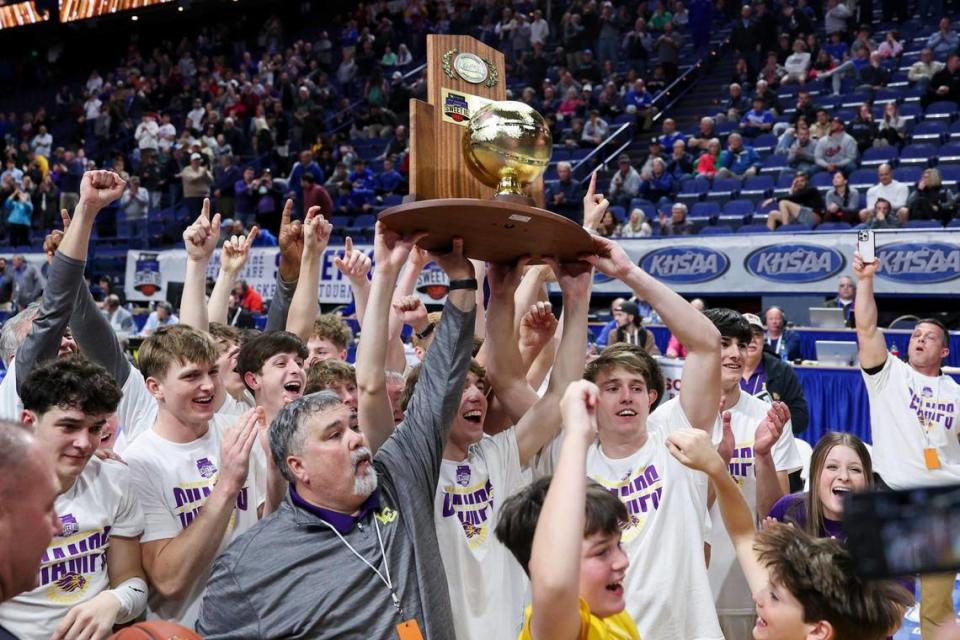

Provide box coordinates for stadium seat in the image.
[609,205,626,222]
[848,169,876,190]
[751,134,778,154]
[938,143,960,163]
[759,154,787,175]
[773,173,795,197]
[895,166,923,184]
[949,120,960,141]
[899,103,923,121]
[722,199,755,218]
[776,223,813,232]
[947,218,960,228]
[924,101,958,121]
[811,172,834,190]
[737,223,771,233]
[939,164,960,187]
[910,120,947,143]
[904,220,943,228]
[815,222,852,231]
[677,177,710,204]
[383,194,403,207]
[331,215,350,228]
[689,201,721,219]
[860,146,898,168]
[699,224,734,235]
[704,177,740,203]
[898,143,938,166]
[741,175,775,197]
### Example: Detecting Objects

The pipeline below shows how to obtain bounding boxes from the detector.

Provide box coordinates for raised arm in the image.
[356,222,425,453]
[383,245,429,370]
[853,252,888,369]
[16,172,126,393]
[666,427,766,593]
[178,199,221,333]
[587,235,721,430]
[334,236,373,326]
[208,226,259,325]
[264,200,302,333]
[529,380,599,640]
[286,208,331,342]
[753,401,791,520]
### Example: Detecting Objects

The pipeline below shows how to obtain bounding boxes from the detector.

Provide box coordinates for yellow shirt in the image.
[519,598,641,640]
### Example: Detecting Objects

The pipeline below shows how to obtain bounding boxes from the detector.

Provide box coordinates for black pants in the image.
[9,223,29,247]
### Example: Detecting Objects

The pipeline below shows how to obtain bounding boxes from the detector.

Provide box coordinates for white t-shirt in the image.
[538,400,723,640]
[217,390,255,416]
[0,360,21,419]
[112,367,159,453]
[863,356,960,489]
[0,458,144,640]
[704,392,801,615]
[123,414,265,627]
[434,429,529,640]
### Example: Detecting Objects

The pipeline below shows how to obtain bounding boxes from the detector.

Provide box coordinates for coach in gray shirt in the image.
[197,258,475,639]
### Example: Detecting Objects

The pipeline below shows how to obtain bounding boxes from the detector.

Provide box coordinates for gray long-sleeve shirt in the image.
[197,300,475,640]
[814,132,858,170]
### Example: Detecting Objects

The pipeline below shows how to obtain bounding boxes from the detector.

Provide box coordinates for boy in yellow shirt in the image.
[496,380,640,640]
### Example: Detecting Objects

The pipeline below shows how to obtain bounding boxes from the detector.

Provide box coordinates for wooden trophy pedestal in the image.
[378,198,595,264]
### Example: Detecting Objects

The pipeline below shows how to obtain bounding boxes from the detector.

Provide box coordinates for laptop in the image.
[809,307,847,329]
[816,340,859,366]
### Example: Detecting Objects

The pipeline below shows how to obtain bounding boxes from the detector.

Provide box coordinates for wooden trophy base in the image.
[378,197,595,263]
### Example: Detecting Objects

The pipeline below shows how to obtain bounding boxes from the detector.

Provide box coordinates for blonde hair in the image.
[139,325,219,381]
[312,314,353,351]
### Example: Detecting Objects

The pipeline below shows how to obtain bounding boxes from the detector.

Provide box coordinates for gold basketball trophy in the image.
[379,34,594,263]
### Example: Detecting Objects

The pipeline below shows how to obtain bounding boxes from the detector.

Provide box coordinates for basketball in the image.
[108,621,203,640]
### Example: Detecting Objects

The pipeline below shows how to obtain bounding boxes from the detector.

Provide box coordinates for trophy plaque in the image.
[378,34,594,263]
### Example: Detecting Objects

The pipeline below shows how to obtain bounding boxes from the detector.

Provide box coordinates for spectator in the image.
[824,171,861,224]
[782,40,812,84]
[824,277,857,324]
[740,313,810,435]
[213,155,241,218]
[862,163,909,218]
[4,189,32,247]
[809,108,831,139]
[719,83,750,122]
[824,0,853,37]
[757,52,786,88]
[606,301,660,354]
[623,79,654,130]
[623,17,653,74]
[716,133,761,179]
[374,158,404,196]
[730,5,760,66]
[609,154,642,207]
[655,22,682,80]
[848,103,879,153]
[618,208,654,238]
[31,174,58,232]
[765,171,825,230]
[665,298,705,358]
[666,139,694,179]
[858,52,892,90]
[900,168,957,224]
[729,57,753,91]
[686,117,716,151]
[783,124,818,178]
[103,293,136,336]
[753,79,783,115]
[877,30,904,60]
[582,110,609,145]
[814,117,858,174]
[286,150,325,202]
[695,138,722,178]
[301,174,334,217]
[596,209,620,237]
[11,254,42,309]
[119,176,150,244]
[763,306,802,362]
[233,166,257,224]
[29,125,52,158]
[324,162,350,193]
[878,102,907,148]
[638,158,674,207]
[135,113,160,158]
[138,300,179,337]
[0,257,12,311]
[233,280,265,314]
[658,118,686,148]
[530,9,549,46]
[253,169,284,232]
[860,196,900,228]
[1,159,22,188]
[660,202,695,235]
[739,96,774,137]
[908,49,944,95]
[924,53,960,108]
[926,18,959,59]
[181,152,213,216]
[546,161,582,221]
[820,45,871,95]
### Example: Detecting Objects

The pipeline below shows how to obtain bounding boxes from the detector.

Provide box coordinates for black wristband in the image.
[447,278,478,291]
[414,322,436,341]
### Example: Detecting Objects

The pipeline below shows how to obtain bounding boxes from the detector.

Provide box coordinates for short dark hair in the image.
[495,476,627,576]
[703,308,752,346]
[21,355,122,417]
[584,344,666,411]
[916,318,949,349]
[236,331,308,393]
[755,523,912,640]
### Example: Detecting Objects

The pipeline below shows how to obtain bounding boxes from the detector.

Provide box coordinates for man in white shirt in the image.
[135,114,160,157]
[157,113,177,153]
[538,235,724,640]
[529,9,549,46]
[186,99,206,133]
[699,308,801,639]
[854,249,960,640]
[862,163,909,218]
[103,294,135,336]
[138,302,179,337]
[30,126,53,158]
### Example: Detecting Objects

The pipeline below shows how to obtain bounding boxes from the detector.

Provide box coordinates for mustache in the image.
[351,447,372,470]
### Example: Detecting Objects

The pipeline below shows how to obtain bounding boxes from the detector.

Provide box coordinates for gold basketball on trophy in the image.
[461,101,553,197]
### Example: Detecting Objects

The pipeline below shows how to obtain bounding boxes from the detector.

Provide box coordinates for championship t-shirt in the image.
[123,414,265,627]
[0,458,144,640]
[863,356,960,489]
[537,400,723,640]
[703,392,801,615]
[112,366,159,453]
[434,429,529,640]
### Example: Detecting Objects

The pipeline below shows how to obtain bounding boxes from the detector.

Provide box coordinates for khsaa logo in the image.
[639,247,729,283]
[876,242,960,283]
[745,244,844,283]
